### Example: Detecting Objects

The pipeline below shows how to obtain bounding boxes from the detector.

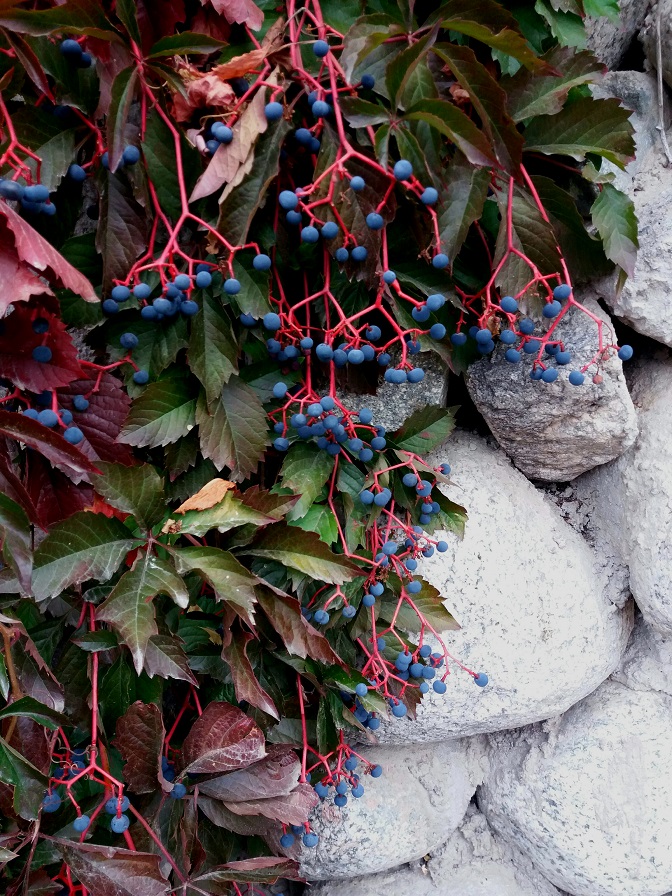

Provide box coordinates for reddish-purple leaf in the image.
[198,795,274,837]
[0,232,53,316]
[57,372,134,466]
[189,857,303,890]
[256,589,345,667]
[0,204,97,302]
[0,448,41,526]
[221,631,279,720]
[24,452,94,528]
[0,306,83,392]
[198,745,300,802]
[144,635,197,685]
[208,0,263,31]
[224,782,318,825]
[54,840,169,896]
[0,410,98,479]
[181,701,265,775]
[113,701,165,794]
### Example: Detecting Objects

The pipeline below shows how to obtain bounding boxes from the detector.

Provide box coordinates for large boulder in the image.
[574,355,672,633]
[310,806,563,896]
[479,629,672,896]
[376,432,633,743]
[612,613,672,694]
[465,301,637,482]
[278,740,486,881]
[585,0,651,68]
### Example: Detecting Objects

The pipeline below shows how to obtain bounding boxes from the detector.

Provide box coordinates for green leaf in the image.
[173,546,260,621]
[492,185,563,296]
[222,630,279,719]
[503,46,605,122]
[108,317,189,381]
[339,97,391,128]
[339,14,405,84]
[393,406,456,454]
[97,556,188,674]
[0,653,9,701]
[167,489,277,538]
[72,629,120,652]
[119,373,197,449]
[107,67,138,173]
[148,32,228,57]
[189,293,239,405]
[231,258,272,319]
[438,153,490,261]
[524,96,635,168]
[0,735,48,820]
[430,0,549,70]
[116,0,141,44]
[97,170,148,294]
[189,858,302,890]
[531,175,611,281]
[142,110,200,222]
[433,489,468,538]
[245,525,361,586]
[379,579,460,634]
[144,635,197,684]
[404,99,496,168]
[0,0,119,39]
[32,512,141,601]
[534,0,586,47]
[386,28,438,110]
[0,695,66,730]
[289,504,339,546]
[278,444,334,522]
[582,0,620,20]
[217,117,291,245]
[26,127,77,193]
[591,183,638,277]
[0,493,32,591]
[433,44,523,174]
[92,462,165,530]
[196,377,269,482]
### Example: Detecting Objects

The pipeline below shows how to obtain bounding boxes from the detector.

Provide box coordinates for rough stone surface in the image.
[310,806,563,896]
[464,301,637,482]
[375,432,633,743]
[479,678,672,896]
[337,351,447,432]
[641,1,672,89]
[574,355,672,633]
[612,613,672,694]
[276,740,486,880]
[585,0,651,68]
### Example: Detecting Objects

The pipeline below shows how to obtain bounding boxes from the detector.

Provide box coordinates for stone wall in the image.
[277,14,672,896]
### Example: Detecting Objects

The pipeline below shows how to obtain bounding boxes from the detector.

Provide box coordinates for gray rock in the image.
[310,806,563,896]
[641,1,672,89]
[480,677,672,896]
[464,300,637,482]
[375,432,633,742]
[574,354,672,633]
[337,351,447,432]
[276,740,487,880]
[585,0,651,68]
[612,612,672,695]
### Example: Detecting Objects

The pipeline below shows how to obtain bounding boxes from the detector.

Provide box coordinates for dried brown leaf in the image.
[173,478,235,514]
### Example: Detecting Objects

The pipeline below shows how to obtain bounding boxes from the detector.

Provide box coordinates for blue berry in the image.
[426,293,445,312]
[37,409,58,427]
[252,254,272,272]
[23,408,39,420]
[407,580,422,594]
[263,312,281,331]
[351,246,367,262]
[110,814,130,834]
[0,180,24,200]
[543,300,562,319]
[303,831,319,847]
[390,700,407,718]
[505,348,521,363]
[64,426,84,444]
[313,39,330,57]
[272,382,287,399]
[370,582,384,597]
[373,489,391,507]
[68,163,86,182]
[432,253,449,269]
[433,679,447,694]
[393,159,413,180]
[321,221,338,240]
[335,248,349,262]
[499,329,517,345]
[153,298,172,314]
[181,300,198,316]
[42,792,61,812]
[530,367,544,380]
[265,102,283,121]
[295,128,312,145]
[334,794,347,807]
[568,370,585,386]
[224,278,240,295]
[474,672,488,687]
[361,74,375,89]
[279,190,298,210]
[273,437,289,451]
[301,225,319,243]
[61,38,82,58]
[300,337,313,350]
[352,783,365,797]
[541,368,558,383]
[553,284,572,301]
[362,593,376,607]
[240,313,256,327]
[500,295,518,313]
[347,348,364,365]
[105,796,130,814]
[174,273,191,290]
[73,814,90,832]
[371,436,386,450]
[206,139,219,155]
[412,304,430,322]
[280,833,295,848]
[212,123,233,144]
[360,489,374,505]
[556,351,571,365]
[359,408,373,424]
[366,325,381,341]
[171,783,187,799]
[366,212,384,230]
[312,100,331,118]
[342,605,356,618]
[523,339,541,354]
[133,370,149,385]
[451,332,467,346]
[420,186,438,205]
[313,609,329,625]
[618,344,634,361]
[120,332,139,350]
[519,318,535,335]
[73,395,89,412]
[24,184,49,202]
[32,345,52,363]
[287,210,302,225]
[382,540,397,555]
[350,176,365,192]
[102,299,119,315]
[122,145,140,165]
[430,323,446,340]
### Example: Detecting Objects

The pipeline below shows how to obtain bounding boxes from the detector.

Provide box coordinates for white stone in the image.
[612,612,672,694]
[375,432,633,742]
[479,678,672,896]
[574,355,672,632]
[310,806,563,896]
[465,301,637,482]
[585,0,651,68]
[276,740,486,880]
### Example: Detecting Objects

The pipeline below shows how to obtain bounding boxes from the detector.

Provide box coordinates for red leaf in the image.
[199,745,300,802]
[57,372,133,466]
[221,630,279,720]
[0,205,97,302]
[113,702,165,794]
[54,840,169,896]
[0,409,98,479]
[0,231,53,316]
[189,857,303,887]
[25,452,94,528]
[256,589,346,667]
[224,782,318,825]
[0,446,41,526]
[181,702,265,775]
[0,306,83,392]
[208,0,263,30]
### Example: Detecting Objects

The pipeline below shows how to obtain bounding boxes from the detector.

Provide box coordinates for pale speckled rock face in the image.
[641,1,672,90]
[479,679,672,896]
[374,432,633,742]
[574,356,672,633]
[275,740,487,881]
[612,613,672,694]
[585,0,651,68]
[465,301,637,482]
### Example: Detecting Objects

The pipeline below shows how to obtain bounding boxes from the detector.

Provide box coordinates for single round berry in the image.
[407,580,422,594]
[120,332,139,350]
[295,127,312,145]
[556,350,571,365]
[181,301,199,316]
[313,609,329,625]
[273,437,289,452]
[301,225,319,243]
[474,672,489,687]
[110,814,130,834]
[542,300,562,319]
[541,367,558,383]
[73,814,90,832]
[32,345,52,363]
[351,246,368,262]
[122,145,140,165]
[0,180,24,200]
[500,295,518,313]
[505,348,521,364]
[553,283,572,301]
[320,221,339,240]
[426,293,445,312]
[430,323,446,340]
[366,212,384,230]
[390,700,407,718]
[279,190,299,211]
[23,408,39,420]
[433,679,447,694]
[174,273,191,290]
[312,100,330,118]
[73,395,89,412]
[102,299,119,315]
[412,304,430,322]
[132,282,151,300]
[313,39,330,57]
[265,102,283,121]
[618,344,634,361]
[568,370,585,386]
[303,831,319,847]
[451,332,467,346]
[360,489,374,506]
[499,329,517,345]
[68,163,86,182]
[523,339,541,354]
[393,159,413,180]
[342,605,356,618]
[42,792,62,812]
[212,123,233,144]
[355,683,368,697]
[382,270,396,284]
[263,312,281,331]
[420,186,438,205]
[133,370,149,385]
[350,175,365,192]
[37,409,58,428]
[224,278,241,295]
[272,382,287,399]
[432,253,449,269]
[170,782,187,799]
[362,593,376,607]
[64,426,84,445]
[361,73,375,89]
[280,833,295,848]
[60,38,82,58]
[519,318,535,335]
